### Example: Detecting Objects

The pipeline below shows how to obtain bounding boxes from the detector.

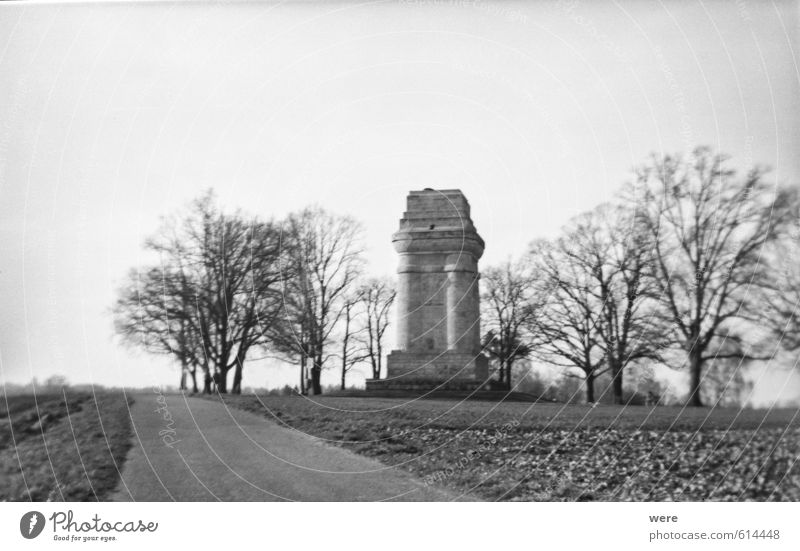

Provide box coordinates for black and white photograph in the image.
[0,0,798,548]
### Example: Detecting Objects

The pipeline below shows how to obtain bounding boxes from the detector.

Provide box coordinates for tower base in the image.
[365,350,489,392]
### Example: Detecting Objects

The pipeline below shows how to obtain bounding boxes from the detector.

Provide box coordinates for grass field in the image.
[215,394,800,501]
[0,391,134,501]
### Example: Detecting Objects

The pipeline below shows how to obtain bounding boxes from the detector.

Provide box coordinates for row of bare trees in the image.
[481,148,799,406]
[114,148,797,405]
[113,192,395,395]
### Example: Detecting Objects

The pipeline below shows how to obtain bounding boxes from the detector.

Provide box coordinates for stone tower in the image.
[366,189,488,391]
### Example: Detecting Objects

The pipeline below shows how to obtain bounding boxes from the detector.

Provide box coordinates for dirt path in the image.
[111,392,461,501]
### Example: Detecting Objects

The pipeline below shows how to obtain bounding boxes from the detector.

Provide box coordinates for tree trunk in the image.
[216,369,228,394]
[611,364,624,405]
[231,348,248,395]
[232,362,243,395]
[506,360,513,390]
[178,354,190,391]
[311,366,322,395]
[203,370,212,394]
[585,372,595,403]
[370,355,379,379]
[300,353,307,395]
[688,350,704,407]
[311,345,323,395]
[341,331,348,390]
[190,368,198,394]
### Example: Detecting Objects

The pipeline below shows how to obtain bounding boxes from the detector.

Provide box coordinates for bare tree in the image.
[760,191,800,352]
[357,277,396,380]
[337,290,369,390]
[629,147,795,406]
[267,235,314,395]
[480,258,539,390]
[527,239,608,403]
[114,263,204,393]
[272,207,364,395]
[561,204,670,404]
[115,192,286,394]
[764,254,800,352]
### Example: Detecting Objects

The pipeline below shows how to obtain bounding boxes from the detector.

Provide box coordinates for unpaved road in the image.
[111,393,461,501]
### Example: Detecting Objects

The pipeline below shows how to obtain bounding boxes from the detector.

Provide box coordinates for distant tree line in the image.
[480,147,799,406]
[113,192,395,395]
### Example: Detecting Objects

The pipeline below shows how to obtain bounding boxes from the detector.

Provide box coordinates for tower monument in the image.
[366,189,488,391]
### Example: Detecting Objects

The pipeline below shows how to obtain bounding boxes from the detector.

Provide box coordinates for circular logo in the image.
[20,511,45,539]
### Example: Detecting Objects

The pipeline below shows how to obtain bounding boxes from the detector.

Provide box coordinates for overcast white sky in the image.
[0,0,798,398]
